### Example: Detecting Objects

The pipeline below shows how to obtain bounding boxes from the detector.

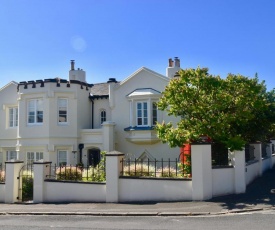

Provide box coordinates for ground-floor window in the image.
[27,152,43,164]
[58,150,67,166]
[6,151,18,161]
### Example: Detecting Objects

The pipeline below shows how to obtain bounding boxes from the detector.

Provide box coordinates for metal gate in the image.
[17,163,33,202]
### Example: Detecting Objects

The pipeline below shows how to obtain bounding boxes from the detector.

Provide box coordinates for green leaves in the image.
[156,67,275,151]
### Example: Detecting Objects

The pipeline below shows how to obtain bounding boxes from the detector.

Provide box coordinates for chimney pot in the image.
[70,60,75,70]
[174,57,180,67]
[168,58,174,67]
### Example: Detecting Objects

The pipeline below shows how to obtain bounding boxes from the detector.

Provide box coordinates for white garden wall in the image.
[262,158,270,173]
[43,181,106,203]
[272,155,275,167]
[246,161,259,185]
[118,178,192,202]
[212,167,234,197]
[0,183,5,202]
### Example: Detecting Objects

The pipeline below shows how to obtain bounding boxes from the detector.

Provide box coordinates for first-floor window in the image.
[9,107,18,127]
[27,152,43,164]
[152,102,158,125]
[28,99,43,124]
[100,110,106,124]
[58,150,67,166]
[6,151,18,161]
[58,98,68,123]
[137,102,148,126]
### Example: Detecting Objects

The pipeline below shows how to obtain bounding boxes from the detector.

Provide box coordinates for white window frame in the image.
[27,152,43,164]
[136,101,148,126]
[57,150,67,166]
[27,99,43,125]
[152,102,158,125]
[58,98,68,124]
[100,109,106,124]
[9,107,18,127]
[127,88,161,128]
[6,151,18,161]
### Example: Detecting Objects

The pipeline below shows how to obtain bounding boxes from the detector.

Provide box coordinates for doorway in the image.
[88,148,101,167]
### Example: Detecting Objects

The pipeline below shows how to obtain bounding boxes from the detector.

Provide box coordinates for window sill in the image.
[124,126,160,144]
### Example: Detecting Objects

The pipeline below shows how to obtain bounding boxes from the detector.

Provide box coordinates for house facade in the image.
[0,58,181,166]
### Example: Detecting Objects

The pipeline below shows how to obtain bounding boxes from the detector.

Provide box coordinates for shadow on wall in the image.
[210,167,275,210]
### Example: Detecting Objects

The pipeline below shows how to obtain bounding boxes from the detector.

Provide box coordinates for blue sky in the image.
[1,0,275,90]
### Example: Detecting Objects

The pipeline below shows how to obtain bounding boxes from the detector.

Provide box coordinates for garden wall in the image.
[246,161,259,185]
[43,180,106,203]
[212,167,234,197]
[262,158,270,173]
[118,178,192,202]
[272,155,275,167]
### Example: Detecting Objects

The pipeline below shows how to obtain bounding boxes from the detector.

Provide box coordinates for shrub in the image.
[0,170,5,182]
[156,166,183,178]
[56,166,82,181]
[22,176,33,201]
[123,163,155,177]
[82,165,106,182]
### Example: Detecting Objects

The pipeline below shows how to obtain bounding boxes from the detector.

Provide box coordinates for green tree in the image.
[156,67,275,151]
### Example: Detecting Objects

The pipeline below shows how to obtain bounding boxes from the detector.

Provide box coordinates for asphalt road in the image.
[0,210,275,230]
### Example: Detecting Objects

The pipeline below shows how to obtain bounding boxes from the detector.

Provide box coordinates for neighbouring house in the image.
[0,58,181,166]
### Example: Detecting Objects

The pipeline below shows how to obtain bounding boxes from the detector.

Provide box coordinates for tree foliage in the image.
[156,67,275,151]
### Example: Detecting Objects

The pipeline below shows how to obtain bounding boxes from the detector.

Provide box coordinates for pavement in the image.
[1,167,275,216]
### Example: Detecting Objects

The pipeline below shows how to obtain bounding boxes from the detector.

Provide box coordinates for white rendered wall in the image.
[93,99,111,129]
[272,155,275,167]
[0,82,18,160]
[212,168,234,197]
[16,81,92,165]
[262,158,270,173]
[246,162,259,185]
[110,68,180,160]
[0,183,5,202]
[44,181,106,203]
[119,178,192,202]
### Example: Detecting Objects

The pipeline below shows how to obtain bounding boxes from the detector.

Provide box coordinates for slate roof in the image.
[90,83,109,96]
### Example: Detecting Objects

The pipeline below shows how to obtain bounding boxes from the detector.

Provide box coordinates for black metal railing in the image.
[0,163,5,182]
[211,142,229,166]
[46,163,106,182]
[245,144,255,162]
[121,158,191,178]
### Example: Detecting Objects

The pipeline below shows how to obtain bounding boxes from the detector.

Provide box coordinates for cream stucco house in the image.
[0,58,181,166]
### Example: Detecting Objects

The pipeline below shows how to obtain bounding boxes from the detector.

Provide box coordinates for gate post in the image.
[33,161,52,203]
[105,151,124,202]
[251,143,262,176]
[5,161,24,203]
[191,144,213,200]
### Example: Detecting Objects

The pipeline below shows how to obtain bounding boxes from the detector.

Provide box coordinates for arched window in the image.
[100,110,106,124]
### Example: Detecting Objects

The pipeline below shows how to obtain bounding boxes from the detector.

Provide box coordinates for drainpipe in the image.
[91,99,94,129]
[79,143,84,164]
